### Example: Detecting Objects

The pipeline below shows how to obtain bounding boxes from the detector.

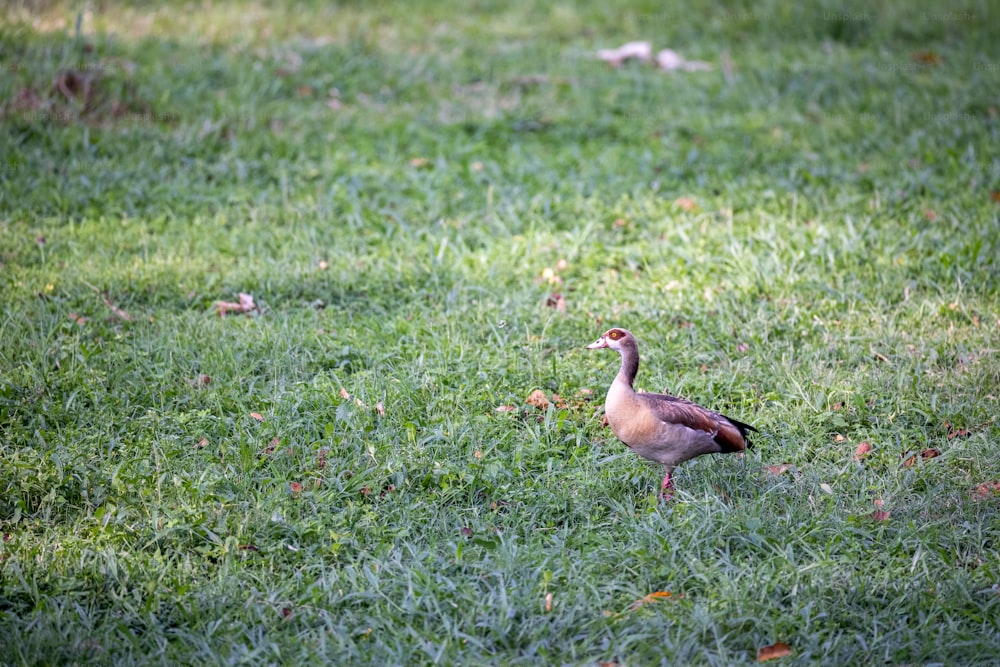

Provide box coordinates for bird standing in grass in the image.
[586,327,757,499]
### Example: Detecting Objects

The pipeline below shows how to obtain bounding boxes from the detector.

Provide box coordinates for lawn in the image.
[1,0,999,664]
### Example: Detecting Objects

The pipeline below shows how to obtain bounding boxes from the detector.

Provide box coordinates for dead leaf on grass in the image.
[68,312,88,326]
[195,437,209,449]
[853,442,873,460]
[495,405,518,413]
[103,296,133,321]
[544,592,553,612]
[545,293,567,314]
[375,401,385,417]
[903,448,941,466]
[289,481,303,494]
[912,51,941,65]
[629,590,681,610]
[597,41,652,67]
[250,412,265,422]
[764,463,798,476]
[526,389,550,410]
[656,49,712,71]
[264,437,279,455]
[972,481,1000,501]
[871,510,891,522]
[673,196,697,211]
[215,292,258,317]
[757,642,792,662]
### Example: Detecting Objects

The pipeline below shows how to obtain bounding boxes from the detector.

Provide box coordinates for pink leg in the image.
[659,471,674,501]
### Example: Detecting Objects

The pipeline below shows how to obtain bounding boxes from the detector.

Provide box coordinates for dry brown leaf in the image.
[947,425,971,439]
[68,312,88,326]
[495,405,517,413]
[544,592,553,612]
[103,297,133,321]
[764,463,798,476]
[195,437,209,449]
[757,642,792,662]
[854,442,873,460]
[545,293,567,314]
[656,49,712,71]
[215,292,258,317]
[991,191,1000,203]
[629,591,680,609]
[834,434,846,443]
[597,41,652,67]
[903,448,941,467]
[317,449,327,469]
[250,412,265,422]
[526,389,550,410]
[673,196,697,211]
[912,51,941,65]
[473,449,483,459]
[289,481,303,494]
[871,510,891,521]
[375,401,386,417]
[972,481,1000,501]
[339,387,350,400]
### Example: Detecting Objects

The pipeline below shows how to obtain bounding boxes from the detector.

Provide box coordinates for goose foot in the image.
[659,472,674,501]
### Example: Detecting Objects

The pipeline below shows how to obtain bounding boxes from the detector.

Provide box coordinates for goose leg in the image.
[659,467,675,500]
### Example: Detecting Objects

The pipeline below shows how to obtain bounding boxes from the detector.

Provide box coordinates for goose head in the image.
[586,327,633,351]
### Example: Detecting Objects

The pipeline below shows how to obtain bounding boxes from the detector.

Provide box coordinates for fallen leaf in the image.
[545,293,567,314]
[541,267,562,285]
[597,41,652,67]
[360,486,372,496]
[657,49,712,72]
[317,449,327,469]
[215,292,258,316]
[991,191,1000,203]
[409,157,431,168]
[289,482,303,494]
[526,389,550,410]
[947,425,971,439]
[375,401,385,416]
[195,437,209,449]
[544,592,553,612]
[764,463,798,476]
[854,442,873,460]
[673,196,697,211]
[495,405,517,413]
[264,437,279,455]
[339,387,350,400]
[250,412,265,422]
[903,448,941,466]
[473,449,483,459]
[972,481,1000,501]
[873,498,884,508]
[819,483,834,494]
[757,642,792,662]
[912,51,941,65]
[612,217,627,228]
[68,312,87,326]
[924,209,937,221]
[874,352,889,363]
[102,297,133,321]
[871,510,891,521]
[629,591,679,609]
[197,374,211,386]
[834,434,846,442]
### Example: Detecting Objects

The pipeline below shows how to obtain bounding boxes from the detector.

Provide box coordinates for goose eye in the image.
[609,330,620,339]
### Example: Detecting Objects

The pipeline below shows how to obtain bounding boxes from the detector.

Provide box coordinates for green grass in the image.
[2,0,999,664]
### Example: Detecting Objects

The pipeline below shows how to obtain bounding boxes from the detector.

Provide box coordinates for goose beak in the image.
[586,336,608,350]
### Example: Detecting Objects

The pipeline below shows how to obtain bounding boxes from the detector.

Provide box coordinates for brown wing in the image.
[638,394,755,452]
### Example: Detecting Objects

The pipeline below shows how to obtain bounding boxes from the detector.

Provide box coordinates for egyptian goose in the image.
[587,327,757,498]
